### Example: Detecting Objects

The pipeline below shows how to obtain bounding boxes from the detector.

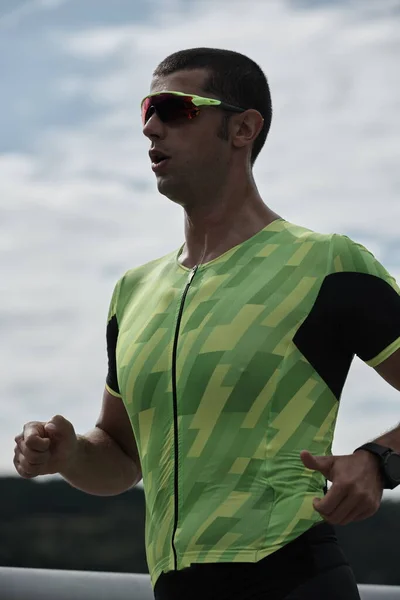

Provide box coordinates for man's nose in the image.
[142,111,167,140]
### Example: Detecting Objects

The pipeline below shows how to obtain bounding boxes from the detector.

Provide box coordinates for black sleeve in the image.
[106,314,121,396]
[342,272,400,364]
[293,272,400,400]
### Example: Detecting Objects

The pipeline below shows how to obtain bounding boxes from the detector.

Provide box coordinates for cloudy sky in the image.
[2,0,399,496]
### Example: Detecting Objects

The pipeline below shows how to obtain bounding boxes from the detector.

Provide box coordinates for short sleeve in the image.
[105,278,122,398]
[331,234,400,367]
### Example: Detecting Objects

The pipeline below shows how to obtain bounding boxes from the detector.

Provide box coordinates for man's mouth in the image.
[149,149,171,164]
[151,157,171,172]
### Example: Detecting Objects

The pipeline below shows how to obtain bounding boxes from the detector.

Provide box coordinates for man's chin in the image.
[156,178,184,205]
[156,175,173,195]
[156,176,170,194]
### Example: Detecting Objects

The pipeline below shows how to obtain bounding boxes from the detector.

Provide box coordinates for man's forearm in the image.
[373,423,400,453]
[59,427,142,496]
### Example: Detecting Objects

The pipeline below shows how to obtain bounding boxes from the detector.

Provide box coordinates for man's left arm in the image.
[301,236,400,525]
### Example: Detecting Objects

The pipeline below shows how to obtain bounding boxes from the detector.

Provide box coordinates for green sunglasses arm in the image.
[140,91,249,116]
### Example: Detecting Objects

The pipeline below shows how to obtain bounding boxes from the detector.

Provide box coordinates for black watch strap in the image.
[355,442,393,458]
[354,442,399,490]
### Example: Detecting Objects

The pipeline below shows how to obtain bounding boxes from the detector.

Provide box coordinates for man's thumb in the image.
[300,450,334,479]
[44,415,71,439]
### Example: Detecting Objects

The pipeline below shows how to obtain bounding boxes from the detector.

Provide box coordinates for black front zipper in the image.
[171,265,198,570]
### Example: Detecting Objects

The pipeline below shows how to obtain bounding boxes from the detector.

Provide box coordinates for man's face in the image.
[142,69,232,205]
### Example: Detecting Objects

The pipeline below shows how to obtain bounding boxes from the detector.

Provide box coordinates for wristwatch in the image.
[354,442,400,490]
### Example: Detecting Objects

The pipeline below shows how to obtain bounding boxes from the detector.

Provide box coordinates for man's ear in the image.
[232,109,264,150]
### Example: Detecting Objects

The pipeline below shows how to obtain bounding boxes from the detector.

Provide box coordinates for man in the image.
[14,48,400,599]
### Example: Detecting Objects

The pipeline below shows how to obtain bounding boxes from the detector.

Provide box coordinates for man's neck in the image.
[179,192,281,269]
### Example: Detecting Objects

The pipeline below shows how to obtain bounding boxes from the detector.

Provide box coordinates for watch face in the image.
[386,454,400,482]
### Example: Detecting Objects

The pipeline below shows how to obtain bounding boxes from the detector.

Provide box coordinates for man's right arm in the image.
[61,388,142,496]
[14,388,142,497]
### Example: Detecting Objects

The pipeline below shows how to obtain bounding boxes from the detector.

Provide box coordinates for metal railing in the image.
[0,568,399,599]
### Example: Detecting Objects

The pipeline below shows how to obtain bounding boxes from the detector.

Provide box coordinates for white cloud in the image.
[0,0,68,28]
[2,0,400,489]
[60,26,136,59]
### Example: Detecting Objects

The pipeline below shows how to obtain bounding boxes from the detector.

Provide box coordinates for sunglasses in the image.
[141,90,248,125]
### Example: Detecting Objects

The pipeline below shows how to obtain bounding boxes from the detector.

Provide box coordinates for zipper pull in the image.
[188,265,198,283]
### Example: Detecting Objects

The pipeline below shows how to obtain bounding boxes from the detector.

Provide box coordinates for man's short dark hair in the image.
[153,47,272,167]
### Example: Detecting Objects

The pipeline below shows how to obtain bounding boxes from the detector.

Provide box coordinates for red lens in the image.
[142,94,199,125]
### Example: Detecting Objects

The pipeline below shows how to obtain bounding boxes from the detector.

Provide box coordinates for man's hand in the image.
[14,415,78,479]
[300,449,384,526]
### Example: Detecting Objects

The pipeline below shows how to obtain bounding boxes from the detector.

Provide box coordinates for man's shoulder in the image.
[282,221,383,273]
[282,220,335,246]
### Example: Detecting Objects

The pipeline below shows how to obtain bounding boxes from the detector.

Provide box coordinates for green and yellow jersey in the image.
[105,218,400,589]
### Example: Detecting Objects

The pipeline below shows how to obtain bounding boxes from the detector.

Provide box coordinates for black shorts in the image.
[153,522,361,600]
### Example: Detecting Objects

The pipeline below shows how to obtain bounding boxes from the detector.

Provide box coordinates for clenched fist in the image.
[14,415,78,479]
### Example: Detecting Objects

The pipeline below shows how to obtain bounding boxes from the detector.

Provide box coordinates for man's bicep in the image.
[96,387,142,481]
[332,234,400,368]
[374,348,400,392]
[347,273,400,366]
